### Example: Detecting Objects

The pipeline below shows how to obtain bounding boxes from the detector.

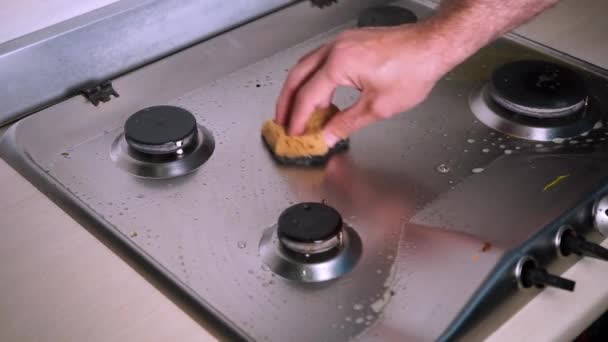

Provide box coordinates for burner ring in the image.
[277,202,344,253]
[488,60,588,118]
[260,203,361,283]
[125,106,198,154]
[470,85,600,141]
[259,223,361,283]
[110,124,214,179]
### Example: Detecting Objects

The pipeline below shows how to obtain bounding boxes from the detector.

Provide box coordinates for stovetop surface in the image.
[3,1,608,341]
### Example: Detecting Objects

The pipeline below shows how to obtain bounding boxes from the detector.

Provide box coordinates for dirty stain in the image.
[543,174,570,192]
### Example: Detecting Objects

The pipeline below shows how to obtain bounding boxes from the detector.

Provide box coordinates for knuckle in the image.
[365,98,392,119]
[331,115,357,137]
[285,67,306,86]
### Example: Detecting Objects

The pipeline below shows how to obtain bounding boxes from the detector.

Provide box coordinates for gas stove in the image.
[2,1,608,341]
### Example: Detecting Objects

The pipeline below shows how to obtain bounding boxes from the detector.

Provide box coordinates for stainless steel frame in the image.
[2,0,608,341]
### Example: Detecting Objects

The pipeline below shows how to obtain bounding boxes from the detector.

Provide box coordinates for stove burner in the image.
[278,203,343,256]
[489,60,587,118]
[357,6,417,28]
[259,202,361,282]
[470,60,600,141]
[125,106,198,154]
[110,106,214,179]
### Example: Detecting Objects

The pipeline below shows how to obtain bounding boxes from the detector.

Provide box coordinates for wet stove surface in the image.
[3,1,608,341]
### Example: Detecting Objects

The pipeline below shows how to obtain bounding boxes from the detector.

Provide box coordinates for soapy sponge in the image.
[261,104,349,166]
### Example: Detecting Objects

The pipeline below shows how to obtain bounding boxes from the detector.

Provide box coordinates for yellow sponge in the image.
[261,104,348,166]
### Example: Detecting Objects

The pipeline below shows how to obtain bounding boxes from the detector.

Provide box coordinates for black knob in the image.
[560,230,608,261]
[520,259,575,292]
[277,202,343,255]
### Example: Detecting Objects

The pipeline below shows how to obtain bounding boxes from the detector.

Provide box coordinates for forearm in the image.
[423,0,560,70]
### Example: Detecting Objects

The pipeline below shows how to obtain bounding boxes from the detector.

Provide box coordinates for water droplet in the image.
[353,303,364,311]
[482,148,490,153]
[376,269,383,274]
[355,317,365,324]
[261,264,270,272]
[594,121,603,130]
[345,316,352,321]
[467,139,475,144]
[472,168,485,173]
[552,138,565,144]
[237,240,247,249]
[504,149,513,154]
[535,144,544,148]
[570,140,579,144]
[436,164,450,174]
[499,144,506,149]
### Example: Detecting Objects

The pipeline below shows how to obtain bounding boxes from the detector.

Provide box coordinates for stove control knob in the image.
[593,195,608,236]
[277,202,343,256]
[556,226,608,261]
[515,256,575,292]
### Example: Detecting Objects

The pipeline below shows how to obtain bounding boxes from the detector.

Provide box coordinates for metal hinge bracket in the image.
[82,81,119,106]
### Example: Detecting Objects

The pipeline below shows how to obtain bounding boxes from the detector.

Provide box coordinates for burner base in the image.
[470,85,600,141]
[110,125,214,179]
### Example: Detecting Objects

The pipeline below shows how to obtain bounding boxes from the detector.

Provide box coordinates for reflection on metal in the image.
[259,224,362,282]
[514,256,537,290]
[555,225,576,258]
[593,196,608,236]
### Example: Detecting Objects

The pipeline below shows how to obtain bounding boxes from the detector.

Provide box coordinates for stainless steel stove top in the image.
[3,1,608,341]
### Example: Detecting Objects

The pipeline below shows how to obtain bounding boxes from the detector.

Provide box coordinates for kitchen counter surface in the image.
[2,1,608,341]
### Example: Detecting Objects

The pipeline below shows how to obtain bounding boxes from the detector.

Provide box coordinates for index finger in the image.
[275,45,329,126]
[287,67,338,136]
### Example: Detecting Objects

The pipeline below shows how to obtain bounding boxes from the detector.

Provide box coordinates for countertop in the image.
[2,1,608,341]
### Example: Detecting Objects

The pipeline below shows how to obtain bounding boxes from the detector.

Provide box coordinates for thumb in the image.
[322,95,378,146]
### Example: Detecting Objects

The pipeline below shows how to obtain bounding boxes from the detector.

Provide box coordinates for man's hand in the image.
[275,25,451,146]
[275,0,560,146]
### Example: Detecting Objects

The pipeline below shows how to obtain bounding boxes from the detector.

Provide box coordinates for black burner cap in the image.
[125,106,197,146]
[490,60,587,116]
[357,6,418,28]
[277,203,343,243]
